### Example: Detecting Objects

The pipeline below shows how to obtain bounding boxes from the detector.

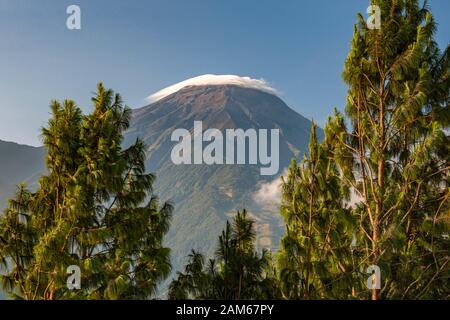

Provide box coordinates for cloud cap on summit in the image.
[146,74,279,103]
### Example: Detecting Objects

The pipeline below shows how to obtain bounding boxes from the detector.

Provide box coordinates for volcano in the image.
[124,75,322,273]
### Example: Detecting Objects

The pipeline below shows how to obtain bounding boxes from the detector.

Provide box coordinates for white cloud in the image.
[252,169,287,211]
[146,74,279,103]
[346,187,363,209]
[254,172,366,212]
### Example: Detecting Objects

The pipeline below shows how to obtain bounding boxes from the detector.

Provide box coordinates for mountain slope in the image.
[125,84,322,272]
[0,140,46,299]
[0,140,46,210]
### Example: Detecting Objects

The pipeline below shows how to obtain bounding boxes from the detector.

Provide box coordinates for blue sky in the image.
[0,0,449,146]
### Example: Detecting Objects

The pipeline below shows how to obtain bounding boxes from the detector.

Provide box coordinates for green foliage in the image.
[277,0,449,300]
[169,209,281,300]
[331,0,448,299]
[277,124,356,299]
[0,83,173,300]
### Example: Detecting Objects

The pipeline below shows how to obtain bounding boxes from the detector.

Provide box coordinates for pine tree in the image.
[330,0,449,299]
[169,209,281,300]
[277,124,355,299]
[0,83,173,299]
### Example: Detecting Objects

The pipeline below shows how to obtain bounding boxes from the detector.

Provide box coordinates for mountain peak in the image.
[146,74,279,103]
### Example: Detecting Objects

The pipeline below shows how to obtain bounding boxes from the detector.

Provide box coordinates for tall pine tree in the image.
[169,209,280,300]
[0,83,173,299]
[277,124,356,299]
[330,0,449,299]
